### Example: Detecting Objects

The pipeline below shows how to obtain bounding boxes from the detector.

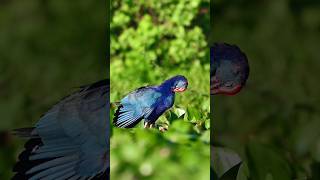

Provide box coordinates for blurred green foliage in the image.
[0,1,106,179]
[110,0,210,179]
[212,0,320,179]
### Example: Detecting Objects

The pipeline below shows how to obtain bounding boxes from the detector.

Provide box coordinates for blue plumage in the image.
[12,79,109,180]
[113,75,188,128]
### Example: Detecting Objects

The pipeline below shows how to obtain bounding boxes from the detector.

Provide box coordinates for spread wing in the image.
[113,86,161,128]
[12,79,109,180]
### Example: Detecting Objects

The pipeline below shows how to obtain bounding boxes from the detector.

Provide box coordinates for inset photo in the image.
[110,1,210,179]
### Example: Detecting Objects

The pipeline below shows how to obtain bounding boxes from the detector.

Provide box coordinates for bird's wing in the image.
[113,86,161,128]
[12,79,109,180]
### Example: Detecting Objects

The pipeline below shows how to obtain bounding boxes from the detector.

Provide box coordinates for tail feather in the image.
[113,105,143,128]
[12,79,110,179]
[12,132,108,180]
[12,138,51,180]
[12,137,109,180]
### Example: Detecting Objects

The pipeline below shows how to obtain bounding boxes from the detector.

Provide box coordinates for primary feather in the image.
[12,79,109,180]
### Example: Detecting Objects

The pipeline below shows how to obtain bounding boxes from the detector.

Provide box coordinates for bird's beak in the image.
[212,84,242,95]
[173,87,187,92]
[211,76,242,95]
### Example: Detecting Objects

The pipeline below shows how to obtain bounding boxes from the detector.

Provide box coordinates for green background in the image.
[212,0,320,179]
[0,1,106,179]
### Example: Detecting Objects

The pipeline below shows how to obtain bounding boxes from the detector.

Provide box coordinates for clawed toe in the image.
[159,126,168,132]
[144,122,155,128]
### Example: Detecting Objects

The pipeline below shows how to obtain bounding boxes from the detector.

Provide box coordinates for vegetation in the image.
[211,0,320,179]
[110,0,210,179]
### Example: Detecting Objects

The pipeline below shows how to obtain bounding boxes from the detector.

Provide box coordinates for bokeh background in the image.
[3,0,319,179]
[0,1,106,179]
[110,0,210,179]
[211,0,320,179]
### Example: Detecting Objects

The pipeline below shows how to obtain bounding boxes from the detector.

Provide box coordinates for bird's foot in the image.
[144,122,155,129]
[159,126,168,132]
[158,124,169,132]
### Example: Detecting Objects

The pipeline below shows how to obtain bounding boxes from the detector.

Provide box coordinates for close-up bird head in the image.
[162,75,188,93]
[211,43,249,95]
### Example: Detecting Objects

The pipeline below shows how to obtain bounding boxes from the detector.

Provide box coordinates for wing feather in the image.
[12,79,109,180]
[113,86,161,128]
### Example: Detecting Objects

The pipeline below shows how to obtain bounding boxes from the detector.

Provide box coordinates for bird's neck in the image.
[158,81,174,94]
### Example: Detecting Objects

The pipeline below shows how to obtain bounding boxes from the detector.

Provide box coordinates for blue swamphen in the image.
[12,79,109,180]
[211,43,249,95]
[210,44,249,178]
[113,75,188,129]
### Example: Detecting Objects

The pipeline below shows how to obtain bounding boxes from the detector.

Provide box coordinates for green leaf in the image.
[237,162,250,180]
[173,107,186,118]
[246,142,292,180]
[211,146,242,178]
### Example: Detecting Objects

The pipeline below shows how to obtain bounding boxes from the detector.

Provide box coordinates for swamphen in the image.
[113,75,188,129]
[211,43,249,95]
[12,79,109,180]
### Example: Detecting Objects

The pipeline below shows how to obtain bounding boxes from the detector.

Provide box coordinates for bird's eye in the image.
[224,82,234,88]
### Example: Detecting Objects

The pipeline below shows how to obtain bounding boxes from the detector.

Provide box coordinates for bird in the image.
[12,79,109,180]
[113,75,188,129]
[211,43,249,95]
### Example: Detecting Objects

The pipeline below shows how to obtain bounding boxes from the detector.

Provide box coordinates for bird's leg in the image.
[144,122,149,128]
[144,122,155,128]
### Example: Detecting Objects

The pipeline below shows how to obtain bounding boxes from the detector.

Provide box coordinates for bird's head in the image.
[211,43,249,95]
[162,75,188,93]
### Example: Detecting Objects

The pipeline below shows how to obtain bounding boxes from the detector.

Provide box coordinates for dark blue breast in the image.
[145,93,175,123]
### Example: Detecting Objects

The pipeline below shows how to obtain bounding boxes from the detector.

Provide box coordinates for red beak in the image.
[173,87,186,92]
[211,84,242,95]
[211,76,242,95]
